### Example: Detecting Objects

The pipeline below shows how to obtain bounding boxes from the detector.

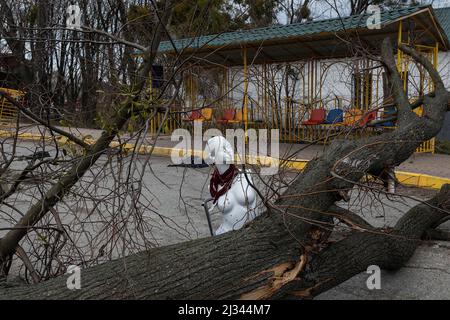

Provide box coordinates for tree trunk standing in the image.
[117,0,139,85]
[66,37,81,116]
[80,40,99,126]
[29,0,53,115]
[0,0,33,86]
[350,0,371,15]
[52,4,71,114]
[79,1,98,126]
[54,32,68,114]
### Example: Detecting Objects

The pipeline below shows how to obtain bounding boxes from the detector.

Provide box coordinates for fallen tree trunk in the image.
[0,39,449,299]
[0,185,448,299]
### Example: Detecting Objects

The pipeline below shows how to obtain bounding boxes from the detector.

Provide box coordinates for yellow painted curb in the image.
[395,171,450,190]
[2,130,449,190]
[0,130,49,141]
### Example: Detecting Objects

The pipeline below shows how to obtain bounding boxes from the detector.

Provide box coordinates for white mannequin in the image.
[204,136,259,235]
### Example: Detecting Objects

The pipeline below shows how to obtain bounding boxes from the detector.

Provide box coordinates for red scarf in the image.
[210,164,239,203]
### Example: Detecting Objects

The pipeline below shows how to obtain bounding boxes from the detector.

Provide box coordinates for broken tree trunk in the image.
[0,39,449,299]
[0,185,448,299]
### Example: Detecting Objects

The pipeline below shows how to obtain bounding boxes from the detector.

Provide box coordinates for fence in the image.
[0,88,24,124]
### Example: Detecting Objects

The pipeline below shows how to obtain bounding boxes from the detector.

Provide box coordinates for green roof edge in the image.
[134,5,450,55]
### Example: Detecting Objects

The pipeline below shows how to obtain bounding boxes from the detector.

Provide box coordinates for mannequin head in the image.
[205,136,234,174]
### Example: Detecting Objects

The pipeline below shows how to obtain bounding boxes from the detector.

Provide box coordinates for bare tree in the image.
[0,0,174,279]
[0,34,448,298]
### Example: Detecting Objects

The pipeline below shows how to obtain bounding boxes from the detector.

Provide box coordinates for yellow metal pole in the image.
[0,97,4,120]
[263,62,267,124]
[397,20,403,71]
[319,61,325,107]
[434,43,439,92]
[243,46,249,133]
[312,60,315,106]
[227,67,230,107]
[376,68,380,111]
[404,52,409,92]
[189,70,193,109]
[364,60,368,110]
[355,60,360,109]
[302,64,305,104]
[432,42,439,154]
[309,60,313,105]
[397,20,406,99]
[435,43,439,68]
[194,67,198,108]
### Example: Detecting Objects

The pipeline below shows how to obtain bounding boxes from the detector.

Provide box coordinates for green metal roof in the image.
[435,7,450,41]
[157,5,436,54]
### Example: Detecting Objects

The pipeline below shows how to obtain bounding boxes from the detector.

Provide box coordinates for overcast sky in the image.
[277,0,450,24]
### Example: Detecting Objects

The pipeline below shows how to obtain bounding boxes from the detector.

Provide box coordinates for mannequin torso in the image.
[209,158,259,235]
[214,165,258,235]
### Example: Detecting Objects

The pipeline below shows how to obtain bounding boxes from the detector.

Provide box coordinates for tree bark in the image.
[0,185,448,300]
[0,36,448,299]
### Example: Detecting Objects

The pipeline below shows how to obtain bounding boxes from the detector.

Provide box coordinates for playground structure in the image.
[150,5,450,153]
[0,88,24,125]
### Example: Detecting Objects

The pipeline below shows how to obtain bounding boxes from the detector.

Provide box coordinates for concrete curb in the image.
[2,130,449,190]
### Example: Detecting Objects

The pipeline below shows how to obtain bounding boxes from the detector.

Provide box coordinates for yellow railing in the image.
[176,20,441,154]
[0,88,24,124]
[148,107,181,136]
[412,104,435,153]
[416,138,435,153]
